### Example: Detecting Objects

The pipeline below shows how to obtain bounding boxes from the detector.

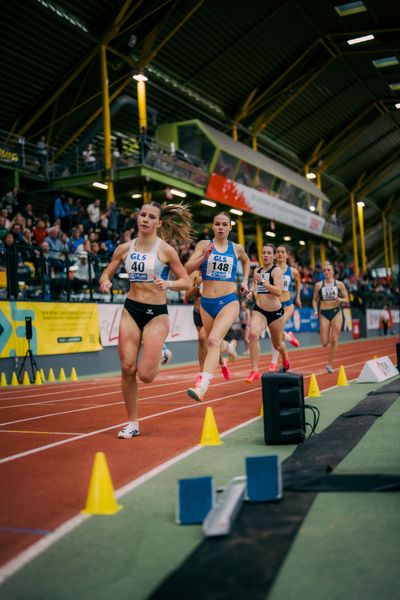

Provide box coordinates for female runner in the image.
[184,211,250,401]
[312,262,349,373]
[268,244,302,371]
[99,201,191,438]
[185,270,232,384]
[245,243,289,382]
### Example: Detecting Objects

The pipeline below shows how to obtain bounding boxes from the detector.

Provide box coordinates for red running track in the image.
[0,338,396,568]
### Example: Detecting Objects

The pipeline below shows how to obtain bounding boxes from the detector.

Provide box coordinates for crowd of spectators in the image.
[0,187,398,309]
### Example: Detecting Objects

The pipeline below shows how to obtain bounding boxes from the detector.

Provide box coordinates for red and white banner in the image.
[206,173,325,235]
[98,304,198,346]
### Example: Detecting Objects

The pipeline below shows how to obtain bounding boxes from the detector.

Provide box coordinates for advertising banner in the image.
[0,302,101,358]
[366,308,399,330]
[206,173,325,235]
[283,307,352,333]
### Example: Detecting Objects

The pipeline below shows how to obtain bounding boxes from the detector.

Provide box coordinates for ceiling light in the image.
[92,182,108,189]
[230,208,243,216]
[372,57,399,68]
[283,236,292,242]
[389,83,400,91]
[309,206,316,212]
[131,193,142,199]
[357,201,365,207]
[133,73,148,82]
[334,2,367,16]
[306,172,316,180]
[231,220,236,226]
[170,189,187,198]
[347,34,374,45]
[265,231,276,238]
[299,240,306,246]
[200,199,216,207]
[395,103,400,109]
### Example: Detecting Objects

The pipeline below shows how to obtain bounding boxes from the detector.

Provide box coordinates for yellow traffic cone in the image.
[58,368,66,382]
[0,372,7,386]
[259,402,264,417]
[34,371,43,385]
[11,372,19,386]
[199,407,223,446]
[81,452,123,515]
[22,371,31,385]
[47,368,56,382]
[307,373,321,397]
[70,367,78,381]
[40,368,46,382]
[373,355,378,359]
[337,365,349,386]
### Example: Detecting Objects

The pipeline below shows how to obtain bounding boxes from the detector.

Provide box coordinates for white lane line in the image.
[0,388,255,464]
[0,414,260,585]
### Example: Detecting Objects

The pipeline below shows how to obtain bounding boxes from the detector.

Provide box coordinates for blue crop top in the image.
[282,265,293,293]
[200,239,238,283]
[124,237,170,283]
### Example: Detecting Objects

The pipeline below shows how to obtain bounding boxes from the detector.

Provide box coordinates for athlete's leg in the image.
[327,311,343,367]
[269,316,288,367]
[201,301,239,376]
[247,310,267,374]
[118,309,141,423]
[139,315,170,383]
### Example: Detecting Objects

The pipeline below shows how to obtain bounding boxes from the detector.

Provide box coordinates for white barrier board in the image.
[357,356,399,383]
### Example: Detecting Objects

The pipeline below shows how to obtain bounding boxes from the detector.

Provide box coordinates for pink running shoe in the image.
[246,370,261,383]
[268,363,279,372]
[221,359,231,380]
[282,358,290,371]
[288,331,299,348]
[194,374,202,387]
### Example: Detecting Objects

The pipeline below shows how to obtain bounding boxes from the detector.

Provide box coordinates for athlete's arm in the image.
[293,267,302,307]
[257,266,283,297]
[338,281,350,306]
[312,281,321,314]
[235,243,250,293]
[184,270,201,302]
[154,243,190,291]
[99,242,129,293]
[184,240,214,275]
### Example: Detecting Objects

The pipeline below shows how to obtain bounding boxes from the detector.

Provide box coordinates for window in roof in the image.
[35,0,88,32]
[334,2,367,17]
[389,83,400,91]
[372,57,399,68]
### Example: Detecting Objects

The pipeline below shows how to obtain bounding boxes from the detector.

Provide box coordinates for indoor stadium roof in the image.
[1,0,399,264]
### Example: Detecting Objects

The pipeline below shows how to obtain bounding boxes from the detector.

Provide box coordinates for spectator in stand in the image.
[0,216,9,241]
[70,248,96,292]
[1,187,19,217]
[82,144,97,169]
[52,194,67,225]
[32,219,48,246]
[87,198,101,228]
[37,136,48,174]
[44,226,67,272]
[68,227,85,254]
[0,209,11,230]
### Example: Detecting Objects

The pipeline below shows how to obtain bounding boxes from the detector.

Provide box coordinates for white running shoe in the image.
[160,344,172,365]
[326,365,334,374]
[118,423,139,439]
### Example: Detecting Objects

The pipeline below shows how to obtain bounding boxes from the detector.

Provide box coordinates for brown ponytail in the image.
[149,201,195,245]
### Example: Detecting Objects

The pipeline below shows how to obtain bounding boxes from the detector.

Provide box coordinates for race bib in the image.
[206,253,234,280]
[282,274,291,291]
[128,251,155,282]
[322,286,337,301]
[256,271,270,293]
